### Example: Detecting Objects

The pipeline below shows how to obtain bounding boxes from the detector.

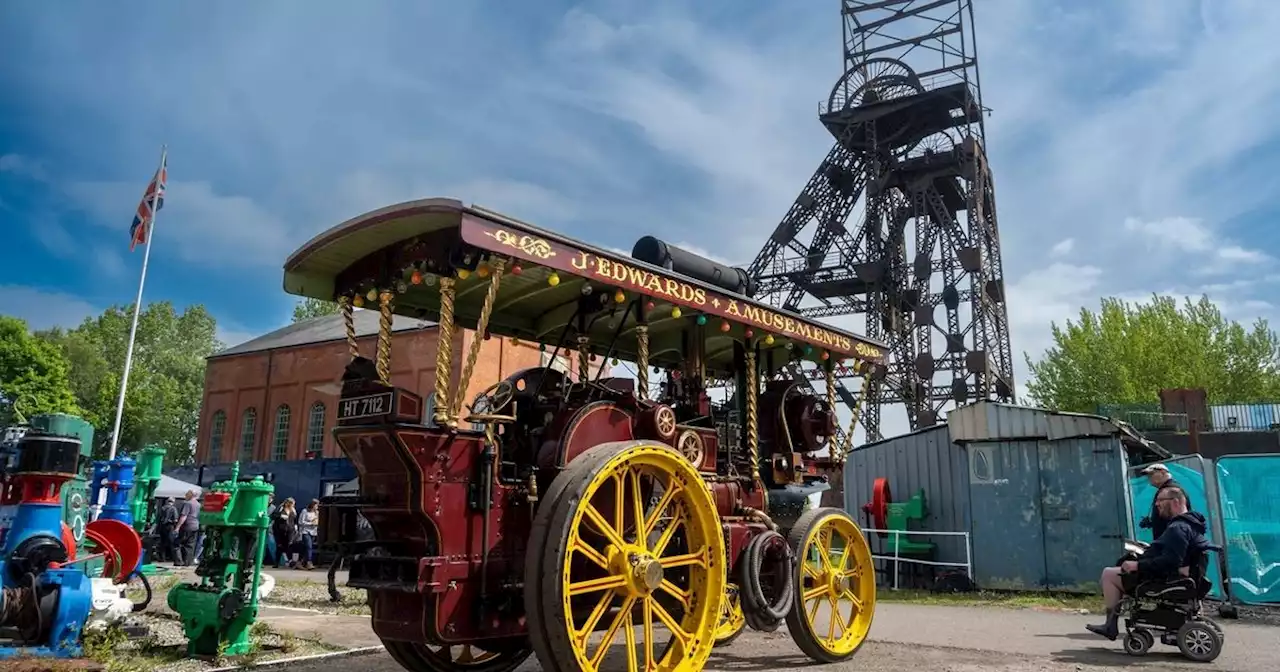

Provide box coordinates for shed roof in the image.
[212,311,436,359]
[946,401,1119,443]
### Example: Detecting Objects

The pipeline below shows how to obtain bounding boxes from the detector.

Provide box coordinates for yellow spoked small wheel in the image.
[525,440,725,672]
[785,507,876,663]
[382,639,532,672]
[713,584,746,647]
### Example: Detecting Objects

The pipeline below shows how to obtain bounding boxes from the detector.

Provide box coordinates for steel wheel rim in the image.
[798,514,875,656]
[560,447,723,672]
[426,645,500,666]
[715,584,745,641]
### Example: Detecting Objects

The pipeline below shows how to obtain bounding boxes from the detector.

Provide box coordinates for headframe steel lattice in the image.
[747,0,1015,442]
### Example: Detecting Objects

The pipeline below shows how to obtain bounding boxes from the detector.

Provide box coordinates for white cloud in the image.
[1049,238,1075,257]
[0,285,99,331]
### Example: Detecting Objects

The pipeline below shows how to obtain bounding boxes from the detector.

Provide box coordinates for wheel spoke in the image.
[652,505,685,556]
[591,595,636,668]
[803,584,828,601]
[613,472,626,534]
[651,599,692,651]
[643,599,655,670]
[576,591,614,644]
[623,607,639,672]
[802,562,822,579]
[808,595,821,622]
[583,502,626,548]
[629,470,646,547]
[643,480,681,536]
[843,589,863,613]
[658,548,704,569]
[830,593,847,635]
[826,593,838,643]
[659,579,690,608]
[569,574,627,596]
[574,538,610,569]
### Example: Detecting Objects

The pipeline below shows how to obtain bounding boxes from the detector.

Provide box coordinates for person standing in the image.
[174,490,201,566]
[1139,464,1189,539]
[264,493,278,566]
[271,498,298,569]
[157,497,178,563]
[298,499,321,570]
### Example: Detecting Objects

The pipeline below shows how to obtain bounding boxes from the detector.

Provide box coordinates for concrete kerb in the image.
[206,645,385,672]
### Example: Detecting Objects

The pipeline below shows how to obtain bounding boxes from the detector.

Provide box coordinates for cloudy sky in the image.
[3,0,1280,438]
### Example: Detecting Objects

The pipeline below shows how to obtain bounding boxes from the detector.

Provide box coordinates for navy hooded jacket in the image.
[1137,511,1209,578]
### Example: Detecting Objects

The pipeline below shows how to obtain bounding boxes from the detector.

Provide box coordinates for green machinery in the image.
[168,463,273,657]
[863,477,937,557]
[28,413,93,547]
[131,445,166,574]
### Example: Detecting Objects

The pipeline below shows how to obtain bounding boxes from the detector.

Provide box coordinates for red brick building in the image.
[195,312,572,464]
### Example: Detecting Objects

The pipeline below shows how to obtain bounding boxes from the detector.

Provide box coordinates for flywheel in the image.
[525,440,725,672]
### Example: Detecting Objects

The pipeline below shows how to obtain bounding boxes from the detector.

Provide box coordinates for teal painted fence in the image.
[1127,456,1224,599]
[1215,455,1280,604]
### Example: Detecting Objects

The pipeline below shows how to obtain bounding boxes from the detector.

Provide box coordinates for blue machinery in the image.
[0,429,141,659]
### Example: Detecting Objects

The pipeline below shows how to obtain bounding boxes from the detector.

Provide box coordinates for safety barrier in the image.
[859,527,973,590]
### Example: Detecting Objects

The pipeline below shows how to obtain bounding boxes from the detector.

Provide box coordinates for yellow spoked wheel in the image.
[382,640,532,672]
[525,440,725,672]
[713,584,746,647]
[785,507,876,663]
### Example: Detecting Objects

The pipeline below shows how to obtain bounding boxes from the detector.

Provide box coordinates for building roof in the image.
[213,311,436,358]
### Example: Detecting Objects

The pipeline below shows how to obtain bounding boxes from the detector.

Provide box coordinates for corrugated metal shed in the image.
[845,425,971,567]
[845,401,1131,594]
[947,402,1117,443]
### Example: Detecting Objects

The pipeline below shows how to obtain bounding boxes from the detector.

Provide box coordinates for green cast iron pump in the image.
[168,463,273,657]
[129,445,165,533]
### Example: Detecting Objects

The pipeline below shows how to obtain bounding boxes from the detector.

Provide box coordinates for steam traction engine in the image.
[282,198,883,672]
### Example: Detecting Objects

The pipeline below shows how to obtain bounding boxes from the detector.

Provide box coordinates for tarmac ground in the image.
[264,600,1278,672]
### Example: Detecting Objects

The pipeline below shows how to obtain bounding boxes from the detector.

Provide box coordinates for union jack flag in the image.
[129,155,167,251]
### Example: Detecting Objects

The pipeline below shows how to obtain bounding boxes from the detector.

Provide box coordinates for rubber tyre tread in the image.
[784,507,872,664]
[1176,621,1223,663]
[524,442,629,672]
[532,440,719,672]
[381,640,532,672]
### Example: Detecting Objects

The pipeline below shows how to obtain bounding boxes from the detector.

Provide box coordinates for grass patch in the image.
[81,624,192,672]
[877,588,1104,613]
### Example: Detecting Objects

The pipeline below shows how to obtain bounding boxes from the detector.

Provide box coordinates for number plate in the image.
[339,392,394,420]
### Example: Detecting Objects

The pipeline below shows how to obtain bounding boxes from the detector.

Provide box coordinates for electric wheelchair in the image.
[1117,543,1226,662]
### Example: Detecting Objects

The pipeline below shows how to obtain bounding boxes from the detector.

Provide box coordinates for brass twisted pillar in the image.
[376,290,394,386]
[434,277,457,427]
[452,259,506,420]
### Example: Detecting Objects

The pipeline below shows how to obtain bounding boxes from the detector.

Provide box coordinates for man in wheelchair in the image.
[1087,486,1209,642]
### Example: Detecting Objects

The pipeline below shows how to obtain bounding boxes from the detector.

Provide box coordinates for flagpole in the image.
[107,144,167,462]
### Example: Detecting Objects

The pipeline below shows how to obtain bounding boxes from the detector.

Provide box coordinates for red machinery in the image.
[282,199,887,672]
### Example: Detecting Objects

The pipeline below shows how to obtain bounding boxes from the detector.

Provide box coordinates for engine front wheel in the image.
[713,583,746,647]
[785,507,877,663]
[525,440,725,672]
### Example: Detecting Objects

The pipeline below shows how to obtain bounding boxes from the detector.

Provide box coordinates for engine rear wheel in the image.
[382,640,531,672]
[525,440,725,672]
[785,507,876,663]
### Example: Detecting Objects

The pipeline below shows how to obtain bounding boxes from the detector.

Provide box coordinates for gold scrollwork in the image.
[854,342,882,360]
[484,229,556,260]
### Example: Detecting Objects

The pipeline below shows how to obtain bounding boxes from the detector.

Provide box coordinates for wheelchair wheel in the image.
[1176,621,1223,663]
[1123,630,1153,656]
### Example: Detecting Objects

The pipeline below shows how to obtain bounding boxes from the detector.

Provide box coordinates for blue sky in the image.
[4,0,1280,437]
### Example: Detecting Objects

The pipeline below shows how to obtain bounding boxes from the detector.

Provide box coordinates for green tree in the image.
[292,298,340,323]
[39,302,222,464]
[0,316,79,425]
[1025,294,1280,412]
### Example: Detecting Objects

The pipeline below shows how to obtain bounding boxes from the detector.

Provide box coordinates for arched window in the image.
[239,408,257,463]
[208,411,227,464]
[422,393,437,428]
[307,402,326,457]
[272,405,291,461]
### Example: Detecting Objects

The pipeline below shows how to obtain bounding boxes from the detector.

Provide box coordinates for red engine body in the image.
[336,382,766,646]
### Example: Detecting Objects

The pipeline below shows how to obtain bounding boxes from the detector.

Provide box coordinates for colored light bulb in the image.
[548,272,560,286]
[671,306,682,318]
[410,270,423,285]
[614,290,626,303]
[764,334,774,345]
[696,315,707,326]
[457,268,471,280]
[720,321,731,332]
